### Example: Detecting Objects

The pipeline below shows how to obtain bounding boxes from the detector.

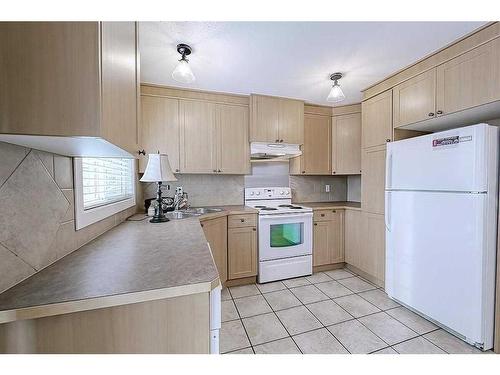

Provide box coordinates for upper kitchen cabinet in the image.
[361,90,393,149]
[332,109,362,175]
[140,84,250,175]
[290,107,331,175]
[180,100,218,174]
[139,96,180,173]
[436,37,500,117]
[250,94,304,144]
[216,104,250,175]
[0,22,140,157]
[393,69,437,128]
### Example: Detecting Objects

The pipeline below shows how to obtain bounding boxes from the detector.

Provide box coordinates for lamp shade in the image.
[326,83,346,103]
[172,59,195,84]
[140,154,178,182]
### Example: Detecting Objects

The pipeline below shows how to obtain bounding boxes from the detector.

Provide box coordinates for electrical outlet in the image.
[325,184,330,193]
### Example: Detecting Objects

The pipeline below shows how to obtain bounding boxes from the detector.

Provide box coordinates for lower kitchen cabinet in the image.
[201,217,228,283]
[359,211,385,286]
[361,145,386,215]
[344,209,361,268]
[312,209,344,267]
[228,225,258,280]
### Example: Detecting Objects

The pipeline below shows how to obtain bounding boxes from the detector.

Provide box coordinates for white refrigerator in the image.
[385,123,498,351]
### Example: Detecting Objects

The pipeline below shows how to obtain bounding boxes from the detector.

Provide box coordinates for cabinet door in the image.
[180,100,217,173]
[250,95,279,142]
[436,38,500,116]
[217,104,250,174]
[360,212,385,285]
[361,145,386,215]
[278,98,304,144]
[139,96,180,173]
[393,69,436,128]
[302,114,331,174]
[344,209,361,269]
[362,90,393,149]
[332,112,361,175]
[101,22,139,154]
[313,221,331,267]
[201,217,228,283]
[329,210,344,264]
[228,226,258,279]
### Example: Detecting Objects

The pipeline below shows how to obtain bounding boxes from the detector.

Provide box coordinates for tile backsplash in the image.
[0,142,136,294]
[289,175,348,202]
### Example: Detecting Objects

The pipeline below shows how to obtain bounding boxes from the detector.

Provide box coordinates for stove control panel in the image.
[245,187,291,200]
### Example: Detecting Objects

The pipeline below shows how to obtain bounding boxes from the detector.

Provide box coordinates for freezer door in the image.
[385,190,496,349]
[386,124,497,192]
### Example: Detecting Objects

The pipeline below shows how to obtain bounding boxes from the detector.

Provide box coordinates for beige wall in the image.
[0,142,137,294]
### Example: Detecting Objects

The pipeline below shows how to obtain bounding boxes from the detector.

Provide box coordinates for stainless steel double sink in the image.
[165,207,224,220]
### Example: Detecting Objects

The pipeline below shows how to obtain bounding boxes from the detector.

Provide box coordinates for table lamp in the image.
[140,153,177,223]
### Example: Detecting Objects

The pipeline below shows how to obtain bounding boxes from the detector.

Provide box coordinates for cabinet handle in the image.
[332,171,336,174]
[332,210,336,213]
[213,169,217,173]
[200,223,204,227]
[240,218,245,222]
[436,110,443,115]
[320,213,325,217]
[280,139,284,143]
[428,112,435,117]
[301,171,305,174]
[175,169,180,173]
[252,227,256,231]
[314,223,318,226]
[386,139,391,142]
[275,139,280,143]
[138,149,146,155]
[218,169,222,173]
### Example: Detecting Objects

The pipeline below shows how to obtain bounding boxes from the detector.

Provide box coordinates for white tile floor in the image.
[220,268,490,354]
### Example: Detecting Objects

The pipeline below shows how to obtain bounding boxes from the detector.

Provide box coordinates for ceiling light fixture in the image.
[172,43,195,84]
[327,72,346,103]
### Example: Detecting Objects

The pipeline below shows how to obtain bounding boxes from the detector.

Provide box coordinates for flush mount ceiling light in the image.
[172,43,195,84]
[326,72,346,103]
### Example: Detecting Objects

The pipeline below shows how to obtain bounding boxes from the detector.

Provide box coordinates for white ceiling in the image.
[139,22,485,106]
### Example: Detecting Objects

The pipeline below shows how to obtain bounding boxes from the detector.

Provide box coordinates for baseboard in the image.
[224,276,257,287]
[313,262,345,273]
[345,264,385,288]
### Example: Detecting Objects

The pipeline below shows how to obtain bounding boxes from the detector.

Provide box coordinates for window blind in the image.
[81,158,134,210]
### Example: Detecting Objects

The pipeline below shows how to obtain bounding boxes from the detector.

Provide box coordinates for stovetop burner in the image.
[260,207,278,211]
[254,205,267,208]
[290,206,303,209]
[278,204,293,207]
[278,204,303,209]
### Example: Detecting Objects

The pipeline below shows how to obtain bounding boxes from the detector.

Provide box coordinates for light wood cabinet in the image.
[180,100,218,173]
[436,38,500,117]
[393,69,437,128]
[201,217,228,284]
[290,113,331,175]
[332,112,362,175]
[139,96,180,173]
[344,209,361,269]
[312,209,344,267]
[361,145,386,215]
[228,222,257,279]
[362,90,392,148]
[250,94,304,144]
[360,212,385,286]
[216,104,250,174]
[0,22,140,156]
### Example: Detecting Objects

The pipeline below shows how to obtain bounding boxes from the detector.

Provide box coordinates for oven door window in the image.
[270,222,303,247]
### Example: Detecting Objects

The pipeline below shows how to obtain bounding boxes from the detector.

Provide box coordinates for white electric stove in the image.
[244,187,313,283]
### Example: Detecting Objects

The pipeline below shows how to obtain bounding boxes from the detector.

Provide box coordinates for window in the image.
[74,157,136,230]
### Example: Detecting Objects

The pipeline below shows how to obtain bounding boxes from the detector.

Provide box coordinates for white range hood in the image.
[250,142,301,160]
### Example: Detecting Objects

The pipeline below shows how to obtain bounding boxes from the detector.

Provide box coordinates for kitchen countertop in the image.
[294,201,361,211]
[0,205,258,324]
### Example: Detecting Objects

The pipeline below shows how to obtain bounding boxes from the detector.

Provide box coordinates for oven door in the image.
[258,212,313,261]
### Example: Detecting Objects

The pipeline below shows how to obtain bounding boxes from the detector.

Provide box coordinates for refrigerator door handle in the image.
[386,151,393,189]
[385,192,391,232]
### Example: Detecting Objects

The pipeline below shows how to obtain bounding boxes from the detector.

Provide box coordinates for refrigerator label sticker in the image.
[459,135,472,143]
[432,136,459,148]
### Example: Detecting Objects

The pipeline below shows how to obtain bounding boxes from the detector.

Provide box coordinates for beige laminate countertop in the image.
[294,201,361,210]
[0,205,257,324]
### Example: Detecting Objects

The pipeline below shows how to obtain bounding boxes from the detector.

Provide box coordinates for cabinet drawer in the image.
[313,209,339,222]
[228,214,257,228]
